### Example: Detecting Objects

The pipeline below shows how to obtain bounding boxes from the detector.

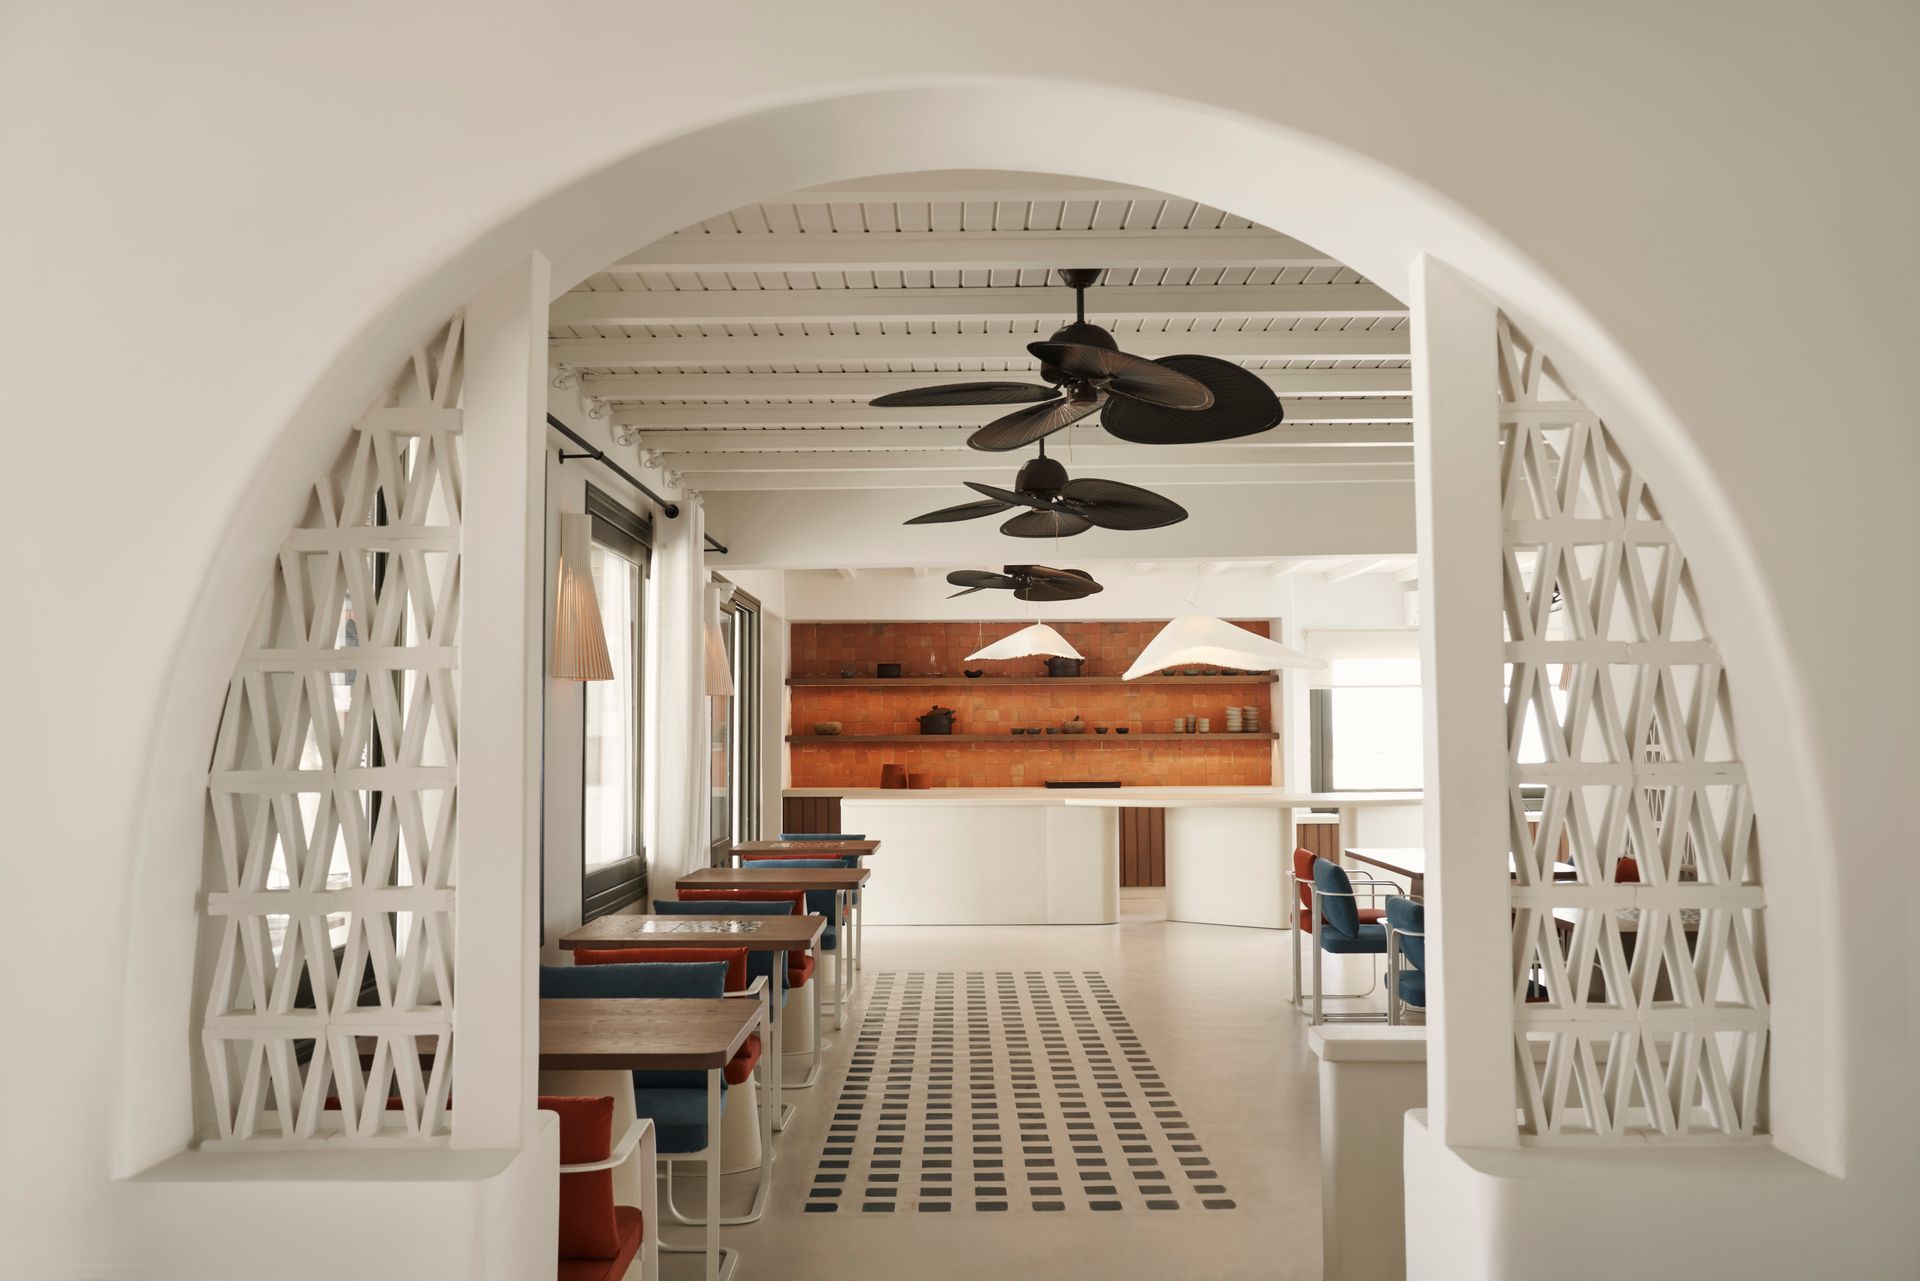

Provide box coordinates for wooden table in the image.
[677,866,872,1024]
[560,914,829,1102]
[730,838,879,858]
[1344,847,1578,897]
[539,997,762,1281]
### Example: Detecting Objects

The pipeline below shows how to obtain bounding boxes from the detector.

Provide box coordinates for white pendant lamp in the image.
[1122,614,1325,680]
[704,580,736,696]
[967,623,1083,662]
[552,512,614,680]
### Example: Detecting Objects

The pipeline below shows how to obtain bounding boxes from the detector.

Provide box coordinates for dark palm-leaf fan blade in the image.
[946,569,1015,590]
[1098,355,1282,444]
[1058,477,1189,530]
[967,396,1103,452]
[870,382,1059,408]
[1000,508,1093,538]
[904,499,1012,525]
[962,481,1040,508]
[1027,343,1213,410]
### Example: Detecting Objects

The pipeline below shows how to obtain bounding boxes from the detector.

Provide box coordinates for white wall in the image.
[2,4,1913,1275]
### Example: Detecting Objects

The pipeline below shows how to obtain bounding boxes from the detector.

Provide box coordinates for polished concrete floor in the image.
[658,892,1363,1280]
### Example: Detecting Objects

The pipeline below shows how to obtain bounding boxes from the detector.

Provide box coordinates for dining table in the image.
[676,865,873,1025]
[1343,846,1579,898]
[560,912,829,1112]
[538,996,762,1281]
[729,837,880,859]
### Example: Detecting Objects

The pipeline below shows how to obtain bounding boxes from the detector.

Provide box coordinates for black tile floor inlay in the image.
[807,970,1236,1214]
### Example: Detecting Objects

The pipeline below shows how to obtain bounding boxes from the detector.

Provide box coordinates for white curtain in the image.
[645,497,710,895]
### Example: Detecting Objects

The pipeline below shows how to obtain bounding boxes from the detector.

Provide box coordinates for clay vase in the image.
[907,772,932,790]
[880,763,907,790]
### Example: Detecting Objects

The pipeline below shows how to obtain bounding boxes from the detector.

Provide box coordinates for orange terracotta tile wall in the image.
[788,620,1276,789]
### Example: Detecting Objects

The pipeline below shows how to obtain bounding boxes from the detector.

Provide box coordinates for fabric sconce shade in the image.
[967,623,1084,662]
[705,579,736,697]
[552,512,614,680]
[1121,614,1325,680]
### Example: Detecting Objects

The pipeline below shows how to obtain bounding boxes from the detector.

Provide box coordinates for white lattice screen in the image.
[200,316,465,1146]
[1499,317,1768,1142]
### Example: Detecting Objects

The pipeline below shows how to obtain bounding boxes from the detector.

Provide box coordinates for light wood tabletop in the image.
[537,997,762,1071]
[560,913,825,952]
[731,838,880,857]
[1345,847,1578,889]
[679,866,872,891]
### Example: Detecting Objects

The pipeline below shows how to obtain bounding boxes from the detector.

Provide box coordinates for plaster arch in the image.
[119,78,1842,1178]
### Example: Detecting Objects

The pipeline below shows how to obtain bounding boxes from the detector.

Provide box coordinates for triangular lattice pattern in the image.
[1499,316,1767,1142]
[199,316,465,1146]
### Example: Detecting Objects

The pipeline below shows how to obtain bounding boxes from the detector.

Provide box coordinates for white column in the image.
[1409,255,1514,1148]
[453,253,550,1149]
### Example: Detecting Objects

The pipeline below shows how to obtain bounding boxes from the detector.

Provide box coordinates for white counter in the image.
[811,787,1423,928]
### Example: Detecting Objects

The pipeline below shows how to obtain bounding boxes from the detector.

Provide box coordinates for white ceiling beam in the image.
[551,284,1403,328]
[582,368,1409,401]
[1396,564,1422,582]
[666,442,1411,472]
[1270,559,1313,577]
[612,399,1412,431]
[835,567,857,580]
[639,424,1410,453]
[614,230,1338,275]
[911,566,929,580]
[1325,556,1404,582]
[679,463,1415,492]
[550,327,1410,367]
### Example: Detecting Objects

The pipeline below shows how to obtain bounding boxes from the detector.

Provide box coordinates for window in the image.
[1307,631,1424,792]
[709,583,762,856]
[581,487,650,920]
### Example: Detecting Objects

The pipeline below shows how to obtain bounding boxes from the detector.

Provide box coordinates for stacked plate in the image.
[1224,707,1244,732]
[1240,705,1262,732]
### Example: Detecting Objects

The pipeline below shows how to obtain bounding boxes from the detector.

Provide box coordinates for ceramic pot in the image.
[880,763,907,789]
[877,662,902,678]
[917,706,956,735]
[907,772,932,790]
[812,721,842,736]
[1044,656,1084,678]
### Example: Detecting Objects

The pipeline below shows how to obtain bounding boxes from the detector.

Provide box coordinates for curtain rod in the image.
[546,413,681,519]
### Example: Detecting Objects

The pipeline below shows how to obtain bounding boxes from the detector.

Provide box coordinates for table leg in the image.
[705,1067,721,1281]
[835,889,848,1031]
[769,955,786,1132]
[855,881,864,974]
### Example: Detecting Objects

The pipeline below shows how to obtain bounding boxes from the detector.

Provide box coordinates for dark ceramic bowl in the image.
[965,670,984,678]
[1094,727,1109,734]
[1115,727,1130,735]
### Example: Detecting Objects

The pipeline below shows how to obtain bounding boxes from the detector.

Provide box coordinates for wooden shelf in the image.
[787,732,1276,744]
[787,674,1277,687]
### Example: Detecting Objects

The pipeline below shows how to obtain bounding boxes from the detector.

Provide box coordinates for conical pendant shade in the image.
[553,512,614,680]
[705,581,736,696]
[966,623,1083,662]
[1122,614,1324,680]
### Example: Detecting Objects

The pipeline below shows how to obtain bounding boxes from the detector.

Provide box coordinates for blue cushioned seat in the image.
[1398,969,1426,1007]
[538,962,732,1142]
[778,832,866,841]
[1385,896,1425,969]
[648,900,802,1005]
[1319,923,1389,953]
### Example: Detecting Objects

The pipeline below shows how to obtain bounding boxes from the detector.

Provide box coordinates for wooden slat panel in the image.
[1146,808,1166,887]
[781,795,844,836]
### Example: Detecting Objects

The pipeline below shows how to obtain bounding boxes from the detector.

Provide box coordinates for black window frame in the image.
[720,585,762,852]
[579,484,652,921]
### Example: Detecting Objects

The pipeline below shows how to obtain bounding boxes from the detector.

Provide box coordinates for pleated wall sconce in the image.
[1122,614,1324,679]
[552,512,614,680]
[705,580,736,697]
[966,623,1084,662]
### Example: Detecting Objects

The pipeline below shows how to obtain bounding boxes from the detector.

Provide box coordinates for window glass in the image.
[584,541,642,875]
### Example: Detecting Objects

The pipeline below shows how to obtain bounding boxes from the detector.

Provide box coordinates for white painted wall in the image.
[2,4,1913,1275]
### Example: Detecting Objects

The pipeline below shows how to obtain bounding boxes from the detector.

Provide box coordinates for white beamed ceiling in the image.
[555,171,1411,492]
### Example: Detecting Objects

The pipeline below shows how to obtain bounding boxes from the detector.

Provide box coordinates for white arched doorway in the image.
[119,77,1845,1277]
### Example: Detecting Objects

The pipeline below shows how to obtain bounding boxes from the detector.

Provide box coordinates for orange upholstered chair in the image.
[540,1094,656,1281]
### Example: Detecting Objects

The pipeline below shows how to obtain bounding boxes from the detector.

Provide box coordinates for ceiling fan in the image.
[945,564,1104,602]
[905,440,1186,537]
[870,267,1285,452]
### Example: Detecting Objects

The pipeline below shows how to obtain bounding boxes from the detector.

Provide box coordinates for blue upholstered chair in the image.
[646,899,800,997]
[1384,895,1426,1025]
[777,832,866,841]
[539,962,731,1150]
[1309,858,1392,1025]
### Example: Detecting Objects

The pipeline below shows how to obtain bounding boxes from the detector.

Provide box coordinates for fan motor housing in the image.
[1015,454,1069,497]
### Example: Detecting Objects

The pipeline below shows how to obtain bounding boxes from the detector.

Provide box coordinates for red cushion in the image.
[556,1205,644,1281]
[1614,856,1641,884]
[572,945,748,992]
[725,1031,764,1086]
[539,1095,619,1260]
[787,950,816,988]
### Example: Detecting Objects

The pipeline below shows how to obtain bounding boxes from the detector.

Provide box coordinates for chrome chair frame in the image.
[1290,865,1395,1013]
